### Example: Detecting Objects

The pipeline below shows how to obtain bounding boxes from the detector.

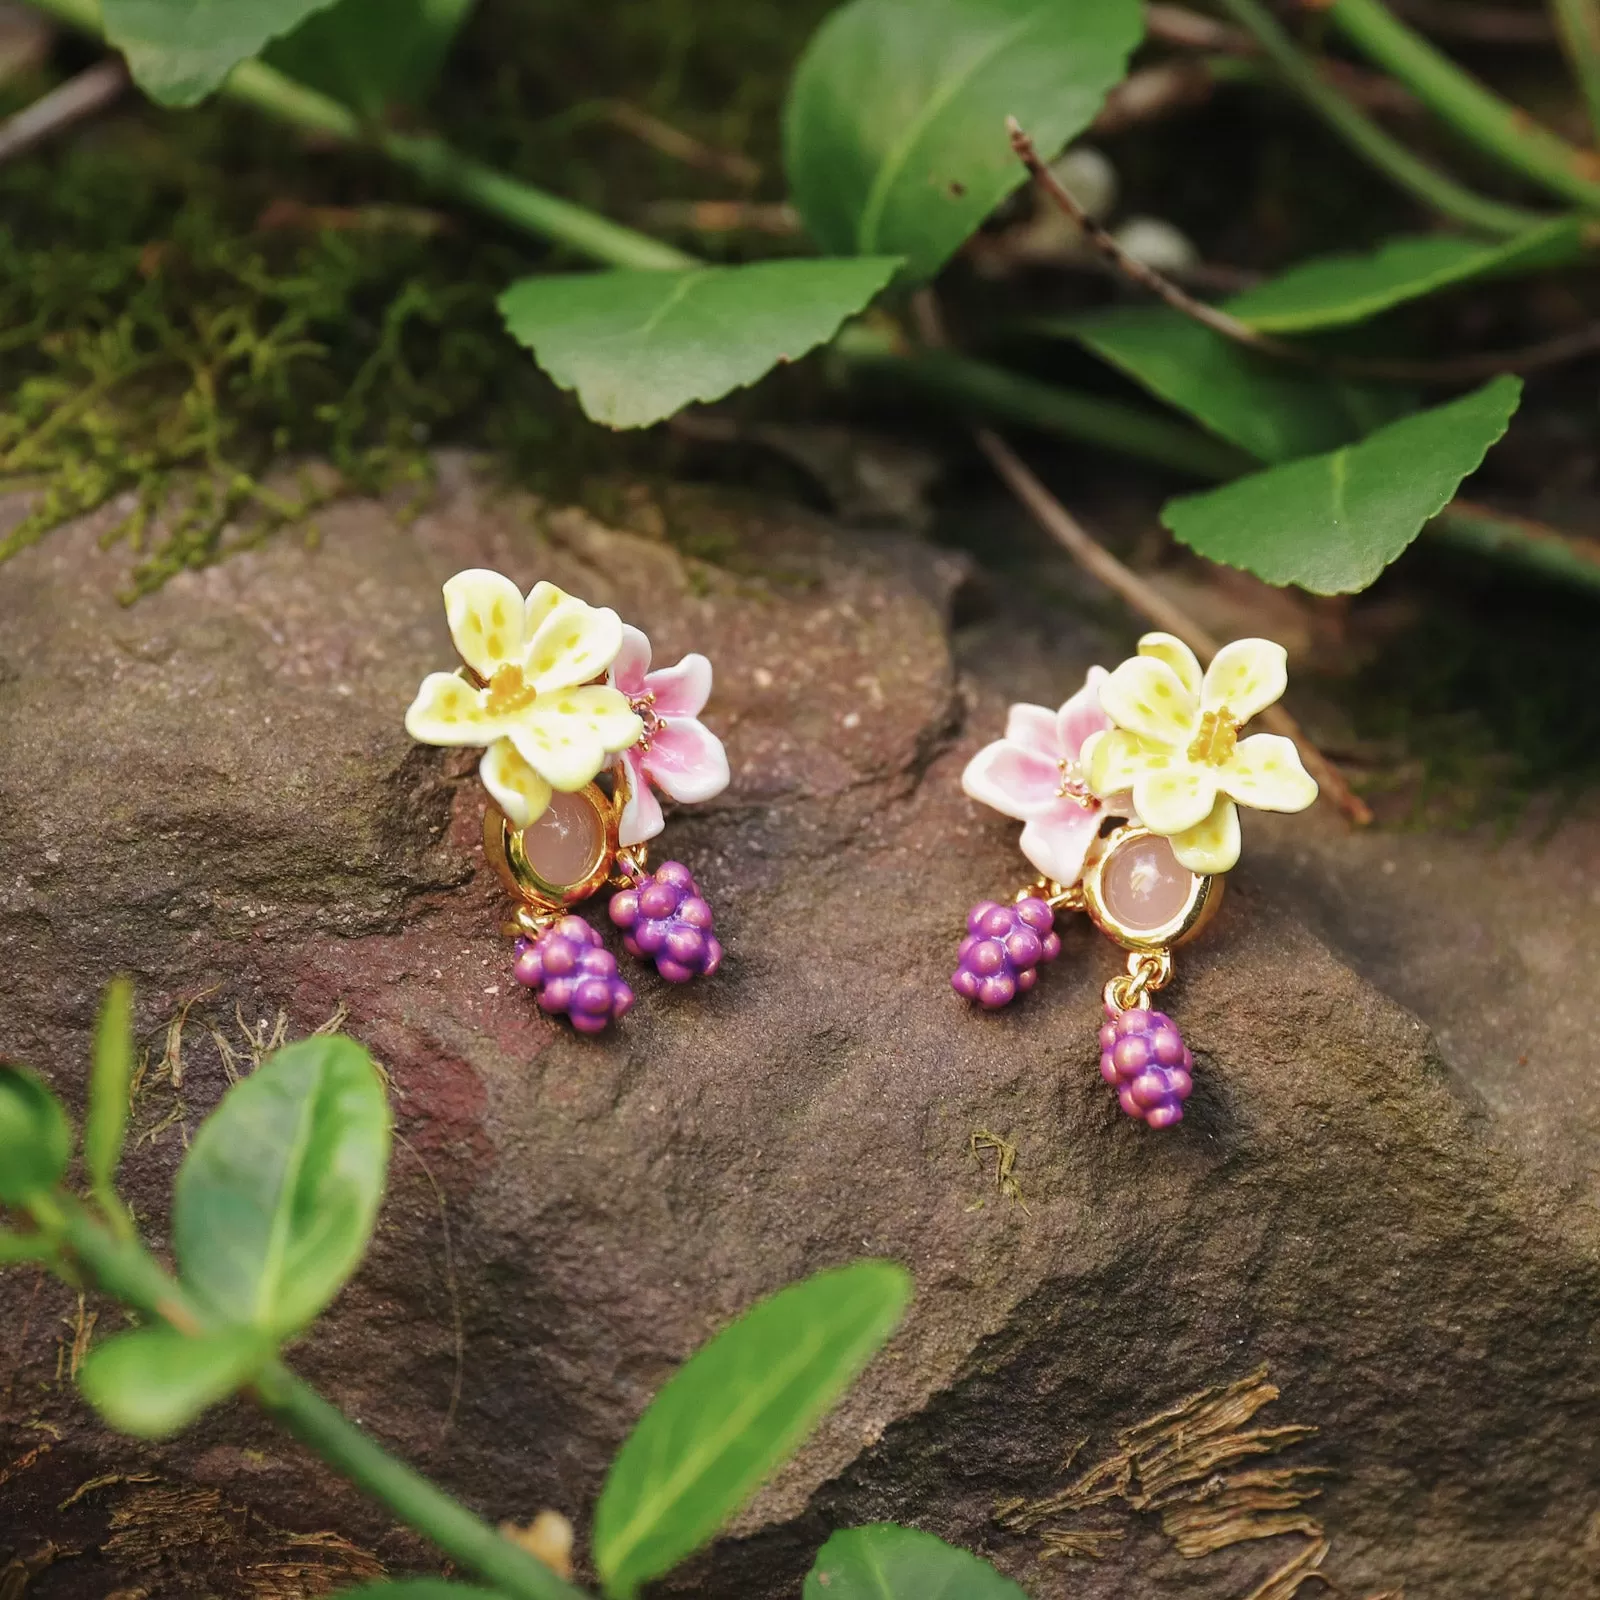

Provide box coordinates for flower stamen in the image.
[1055,757,1096,809]
[485,663,539,717]
[1186,707,1238,768]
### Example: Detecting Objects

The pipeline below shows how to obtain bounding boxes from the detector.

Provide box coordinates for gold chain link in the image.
[1103,949,1174,1014]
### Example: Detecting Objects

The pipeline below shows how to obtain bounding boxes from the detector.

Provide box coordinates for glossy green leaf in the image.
[0,1066,71,1204]
[172,1035,390,1338]
[1066,308,1414,463]
[1224,218,1587,334]
[1162,375,1522,594]
[78,1326,267,1438]
[784,0,1144,279]
[266,0,477,117]
[102,0,345,106]
[86,977,134,1196]
[500,258,900,429]
[593,1260,913,1599]
[804,1524,1029,1599]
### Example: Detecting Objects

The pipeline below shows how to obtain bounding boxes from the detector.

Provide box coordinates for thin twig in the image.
[604,100,760,186]
[1145,3,1256,53]
[1389,0,1556,44]
[0,56,126,166]
[974,428,1374,827]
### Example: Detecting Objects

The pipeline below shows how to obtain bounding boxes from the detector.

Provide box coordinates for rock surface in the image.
[1,460,1597,1599]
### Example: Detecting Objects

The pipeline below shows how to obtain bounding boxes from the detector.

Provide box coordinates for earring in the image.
[405,569,731,1033]
[954,633,1318,1127]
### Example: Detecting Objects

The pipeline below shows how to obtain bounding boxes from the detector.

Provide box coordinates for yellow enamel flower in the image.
[1081,632,1317,874]
[405,569,642,828]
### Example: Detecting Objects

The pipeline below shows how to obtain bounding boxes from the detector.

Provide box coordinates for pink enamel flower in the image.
[961,667,1121,888]
[609,624,730,847]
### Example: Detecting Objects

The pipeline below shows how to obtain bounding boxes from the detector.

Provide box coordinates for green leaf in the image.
[266,0,477,118]
[339,1586,505,1598]
[1065,308,1415,464]
[1224,218,1587,334]
[804,1525,1029,1599]
[0,1066,71,1205]
[784,0,1145,279]
[102,0,344,107]
[1162,375,1522,594]
[86,978,135,1196]
[172,1035,391,1338]
[78,1326,268,1438]
[499,258,900,429]
[0,1230,52,1264]
[593,1260,913,1599]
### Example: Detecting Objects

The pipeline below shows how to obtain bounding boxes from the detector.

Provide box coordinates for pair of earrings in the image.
[405,571,1319,1131]
[405,569,730,1033]
[955,635,1318,1126]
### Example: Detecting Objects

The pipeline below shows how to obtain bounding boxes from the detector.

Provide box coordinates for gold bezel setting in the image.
[483,781,621,913]
[1081,821,1222,952]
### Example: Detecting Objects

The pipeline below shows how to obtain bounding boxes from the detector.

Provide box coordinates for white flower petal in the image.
[1133,765,1219,836]
[617,749,665,846]
[1056,666,1111,763]
[523,597,624,693]
[610,623,653,698]
[647,717,729,803]
[1083,727,1168,797]
[1003,703,1061,758]
[962,740,1065,819]
[404,671,503,746]
[480,739,553,829]
[1201,638,1288,723]
[1137,633,1202,699]
[523,579,568,639]
[1099,655,1199,746]
[536,683,644,753]
[1019,801,1102,888]
[1219,734,1318,813]
[442,569,525,679]
[1170,796,1242,874]
[648,652,713,720]
[507,712,609,793]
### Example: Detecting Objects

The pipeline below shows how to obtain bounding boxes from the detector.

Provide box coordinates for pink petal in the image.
[645,651,712,719]
[1018,798,1102,887]
[1002,702,1061,759]
[961,740,1064,819]
[617,748,664,846]
[609,624,652,698]
[1056,666,1112,764]
[644,716,730,803]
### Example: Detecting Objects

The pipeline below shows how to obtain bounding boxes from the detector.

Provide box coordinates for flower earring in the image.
[405,569,731,1032]
[954,632,1318,1127]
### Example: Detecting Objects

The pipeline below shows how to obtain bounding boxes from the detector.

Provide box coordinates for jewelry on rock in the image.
[954,632,1319,1127]
[405,569,731,1032]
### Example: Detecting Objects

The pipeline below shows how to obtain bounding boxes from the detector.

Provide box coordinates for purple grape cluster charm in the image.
[952,897,1061,1009]
[609,860,722,983]
[513,917,635,1034]
[1099,1004,1193,1128]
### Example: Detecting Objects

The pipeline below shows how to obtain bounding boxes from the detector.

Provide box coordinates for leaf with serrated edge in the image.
[804,1525,1030,1599]
[499,258,900,429]
[784,0,1144,279]
[593,1261,912,1598]
[1162,376,1522,594]
[1224,219,1586,334]
[172,1035,390,1338]
[102,0,345,107]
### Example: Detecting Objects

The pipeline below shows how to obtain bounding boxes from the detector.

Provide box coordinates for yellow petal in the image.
[1219,733,1318,813]
[1083,728,1168,796]
[538,684,643,752]
[523,596,624,693]
[1169,796,1242,874]
[1098,656,1197,747]
[1133,765,1218,836]
[1137,632,1202,699]
[442,569,526,678]
[523,579,568,639]
[1201,638,1287,723]
[506,687,640,793]
[480,739,553,829]
[404,671,502,746]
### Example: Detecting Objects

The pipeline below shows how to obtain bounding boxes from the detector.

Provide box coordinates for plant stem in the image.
[1550,0,1600,147]
[1327,0,1600,208]
[1431,499,1600,593]
[35,1193,590,1600]
[254,1361,588,1600]
[1214,0,1550,235]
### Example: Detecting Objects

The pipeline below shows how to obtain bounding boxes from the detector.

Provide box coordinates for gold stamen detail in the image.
[485,663,538,717]
[1186,707,1238,767]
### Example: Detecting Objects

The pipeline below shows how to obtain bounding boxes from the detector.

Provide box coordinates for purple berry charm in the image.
[609,861,722,983]
[1099,1004,1193,1128]
[952,897,1061,1009]
[513,916,635,1034]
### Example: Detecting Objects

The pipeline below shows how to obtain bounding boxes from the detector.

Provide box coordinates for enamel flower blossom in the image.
[1081,632,1317,874]
[405,570,642,828]
[961,667,1122,889]
[608,624,730,848]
